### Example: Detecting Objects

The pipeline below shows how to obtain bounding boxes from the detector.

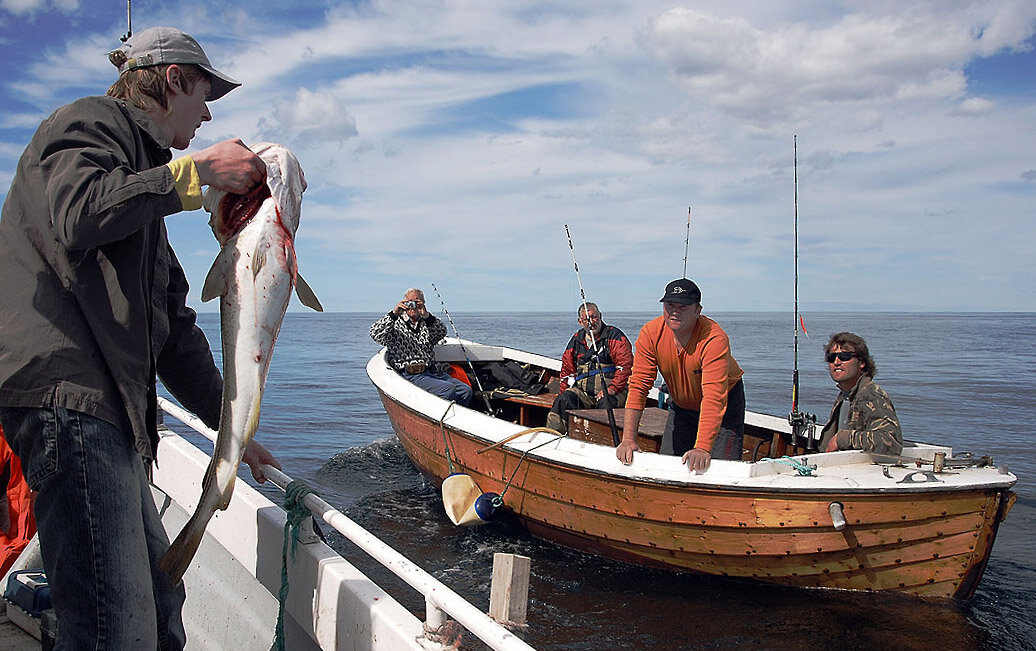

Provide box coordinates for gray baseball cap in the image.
[113,27,240,101]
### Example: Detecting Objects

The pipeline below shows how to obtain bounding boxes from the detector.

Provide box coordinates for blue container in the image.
[4,569,52,616]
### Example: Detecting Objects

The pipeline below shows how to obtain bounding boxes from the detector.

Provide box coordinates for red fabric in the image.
[0,423,36,576]
[448,363,472,386]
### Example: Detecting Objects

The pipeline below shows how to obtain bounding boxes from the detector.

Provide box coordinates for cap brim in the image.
[660,295,699,304]
[202,67,240,101]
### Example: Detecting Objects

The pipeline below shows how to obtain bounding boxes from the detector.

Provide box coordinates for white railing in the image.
[157,397,535,651]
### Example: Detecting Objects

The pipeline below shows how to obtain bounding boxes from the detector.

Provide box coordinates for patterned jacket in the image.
[819,375,903,454]
[370,312,448,372]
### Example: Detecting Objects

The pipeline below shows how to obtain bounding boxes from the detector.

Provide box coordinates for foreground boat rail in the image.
[158,397,535,651]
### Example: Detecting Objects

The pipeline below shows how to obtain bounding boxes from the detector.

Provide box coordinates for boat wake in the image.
[313,438,422,507]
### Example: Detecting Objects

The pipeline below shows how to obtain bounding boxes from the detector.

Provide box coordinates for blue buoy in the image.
[474,492,503,521]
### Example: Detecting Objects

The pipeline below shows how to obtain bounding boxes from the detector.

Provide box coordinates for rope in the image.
[272,479,314,650]
[761,456,817,476]
[497,435,564,500]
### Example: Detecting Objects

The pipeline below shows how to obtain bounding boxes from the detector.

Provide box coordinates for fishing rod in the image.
[563,224,621,447]
[787,135,817,450]
[121,0,132,41]
[683,206,691,278]
[429,284,496,416]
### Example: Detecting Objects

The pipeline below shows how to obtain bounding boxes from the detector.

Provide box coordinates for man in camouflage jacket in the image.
[818,332,903,455]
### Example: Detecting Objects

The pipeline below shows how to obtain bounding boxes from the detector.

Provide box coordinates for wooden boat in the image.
[367,339,1018,601]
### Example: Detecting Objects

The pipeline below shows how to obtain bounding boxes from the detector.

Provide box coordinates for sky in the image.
[1,0,1034,313]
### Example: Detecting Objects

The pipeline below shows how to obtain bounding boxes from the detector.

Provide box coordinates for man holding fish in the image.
[0,27,281,648]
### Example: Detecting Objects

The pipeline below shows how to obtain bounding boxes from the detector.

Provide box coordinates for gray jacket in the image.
[819,375,903,455]
[0,95,222,462]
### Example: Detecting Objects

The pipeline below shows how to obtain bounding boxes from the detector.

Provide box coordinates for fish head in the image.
[251,142,306,235]
[201,142,307,244]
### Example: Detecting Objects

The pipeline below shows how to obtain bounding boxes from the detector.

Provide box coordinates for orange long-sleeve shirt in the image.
[625,315,744,451]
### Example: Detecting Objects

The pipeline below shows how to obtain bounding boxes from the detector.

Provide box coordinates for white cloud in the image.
[952,96,996,115]
[257,87,358,146]
[1,1,1035,312]
[646,8,987,131]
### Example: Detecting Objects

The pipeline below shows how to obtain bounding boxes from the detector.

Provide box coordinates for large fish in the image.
[159,142,322,583]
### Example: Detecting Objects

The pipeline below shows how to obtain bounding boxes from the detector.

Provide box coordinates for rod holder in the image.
[829,502,847,531]
[933,451,946,473]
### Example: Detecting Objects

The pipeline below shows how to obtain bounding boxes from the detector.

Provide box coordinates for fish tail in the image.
[158,510,210,585]
[159,481,223,584]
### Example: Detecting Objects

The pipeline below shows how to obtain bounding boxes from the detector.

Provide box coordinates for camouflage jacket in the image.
[819,375,903,455]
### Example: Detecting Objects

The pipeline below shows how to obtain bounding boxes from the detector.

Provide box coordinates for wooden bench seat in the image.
[487,391,557,426]
[567,407,668,453]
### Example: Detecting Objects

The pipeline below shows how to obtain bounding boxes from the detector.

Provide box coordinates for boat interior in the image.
[433,341,823,463]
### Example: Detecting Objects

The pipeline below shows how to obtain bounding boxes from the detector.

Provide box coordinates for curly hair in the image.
[106,49,209,112]
[824,331,877,378]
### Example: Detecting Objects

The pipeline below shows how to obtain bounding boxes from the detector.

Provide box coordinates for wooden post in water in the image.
[489,553,530,627]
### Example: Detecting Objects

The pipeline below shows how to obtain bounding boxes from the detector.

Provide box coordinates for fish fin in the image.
[252,241,268,279]
[201,254,229,302]
[295,273,324,312]
[215,472,238,510]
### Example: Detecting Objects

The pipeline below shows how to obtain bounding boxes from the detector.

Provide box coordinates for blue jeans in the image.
[661,379,746,460]
[403,369,473,406]
[0,406,186,650]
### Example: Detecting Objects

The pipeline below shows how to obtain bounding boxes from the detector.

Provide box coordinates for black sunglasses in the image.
[826,351,859,363]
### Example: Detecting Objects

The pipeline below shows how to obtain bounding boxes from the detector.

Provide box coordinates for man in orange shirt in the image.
[617,279,745,471]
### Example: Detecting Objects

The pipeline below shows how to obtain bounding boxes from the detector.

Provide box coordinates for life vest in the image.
[569,327,619,394]
[447,363,472,387]
[0,423,36,576]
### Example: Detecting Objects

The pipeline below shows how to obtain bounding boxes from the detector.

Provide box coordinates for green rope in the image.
[272,479,314,651]
[761,456,817,476]
[497,435,563,499]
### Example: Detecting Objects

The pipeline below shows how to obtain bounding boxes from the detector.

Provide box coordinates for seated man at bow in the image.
[819,332,903,454]
[370,288,473,406]
[546,302,633,434]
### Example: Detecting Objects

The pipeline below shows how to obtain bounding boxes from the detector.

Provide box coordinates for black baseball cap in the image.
[659,278,701,305]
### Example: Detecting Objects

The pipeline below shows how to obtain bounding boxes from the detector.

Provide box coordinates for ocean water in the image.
[161,311,1036,650]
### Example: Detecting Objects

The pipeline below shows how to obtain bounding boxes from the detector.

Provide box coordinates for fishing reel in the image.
[788,410,818,451]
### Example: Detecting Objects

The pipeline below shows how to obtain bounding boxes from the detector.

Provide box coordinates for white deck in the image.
[152,427,436,650]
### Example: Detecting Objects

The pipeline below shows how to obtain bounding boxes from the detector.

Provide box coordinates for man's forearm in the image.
[622,408,643,443]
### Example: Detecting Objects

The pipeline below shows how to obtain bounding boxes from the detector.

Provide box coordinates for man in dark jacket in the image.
[546,302,633,434]
[819,332,903,454]
[0,27,278,648]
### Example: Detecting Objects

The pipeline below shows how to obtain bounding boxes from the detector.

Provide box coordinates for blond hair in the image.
[106,49,209,112]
